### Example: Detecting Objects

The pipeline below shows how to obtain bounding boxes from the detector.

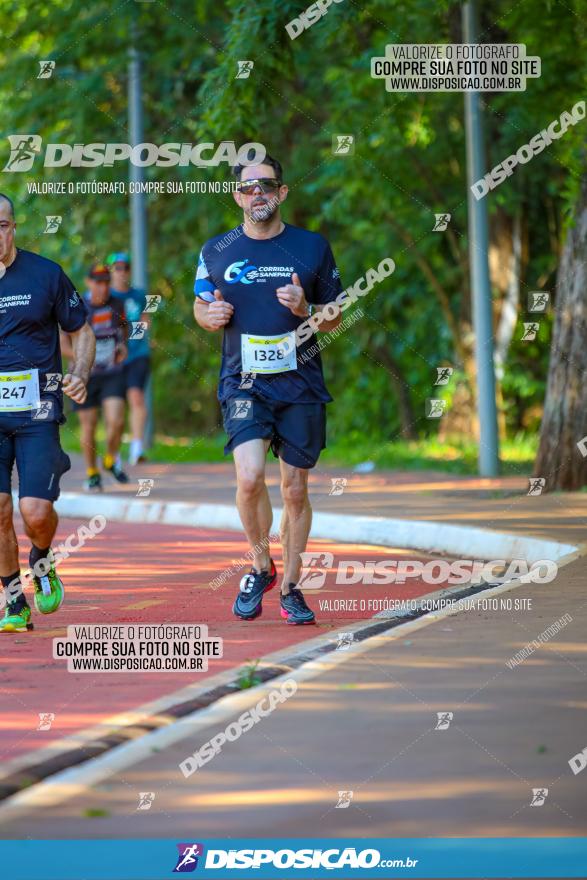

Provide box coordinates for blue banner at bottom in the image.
[0,838,586,879]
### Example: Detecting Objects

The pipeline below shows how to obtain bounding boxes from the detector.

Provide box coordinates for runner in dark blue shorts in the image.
[0,194,95,634]
[194,154,345,626]
[62,263,129,492]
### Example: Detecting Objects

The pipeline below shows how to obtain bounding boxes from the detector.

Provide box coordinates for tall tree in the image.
[534,174,587,489]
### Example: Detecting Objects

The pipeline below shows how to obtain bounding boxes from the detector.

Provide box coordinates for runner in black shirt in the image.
[0,194,95,633]
[194,154,343,625]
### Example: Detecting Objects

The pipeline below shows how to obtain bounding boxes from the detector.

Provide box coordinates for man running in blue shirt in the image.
[0,194,95,633]
[107,251,151,465]
[194,155,343,625]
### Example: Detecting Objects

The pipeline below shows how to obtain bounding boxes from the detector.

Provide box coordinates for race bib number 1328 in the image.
[241,332,297,374]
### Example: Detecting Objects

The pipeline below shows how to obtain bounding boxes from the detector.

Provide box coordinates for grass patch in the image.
[60,417,537,476]
[236,659,262,690]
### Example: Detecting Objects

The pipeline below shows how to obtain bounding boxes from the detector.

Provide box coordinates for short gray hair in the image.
[0,194,15,219]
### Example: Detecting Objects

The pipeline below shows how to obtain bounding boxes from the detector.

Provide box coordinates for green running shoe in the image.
[0,601,33,632]
[32,564,64,615]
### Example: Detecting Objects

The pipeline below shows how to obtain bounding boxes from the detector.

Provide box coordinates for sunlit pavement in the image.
[1,458,586,840]
[1,517,448,764]
[1,552,585,839]
[66,454,587,543]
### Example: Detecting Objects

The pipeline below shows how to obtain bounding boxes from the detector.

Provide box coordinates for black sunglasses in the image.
[237,178,282,195]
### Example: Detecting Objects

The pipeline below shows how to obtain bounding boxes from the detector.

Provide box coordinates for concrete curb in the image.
[55,492,580,564]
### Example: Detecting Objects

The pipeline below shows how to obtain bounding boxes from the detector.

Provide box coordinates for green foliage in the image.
[236,659,262,689]
[1,0,585,445]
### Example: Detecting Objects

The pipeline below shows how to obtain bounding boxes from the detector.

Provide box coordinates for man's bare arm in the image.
[194,291,233,332]
[62,323,96,404]
[60,330,74,360]
[311,303,342,333]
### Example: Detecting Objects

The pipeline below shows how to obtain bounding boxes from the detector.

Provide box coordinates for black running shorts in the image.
[221,394,327,469]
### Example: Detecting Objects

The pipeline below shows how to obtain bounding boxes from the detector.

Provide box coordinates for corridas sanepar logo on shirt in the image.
[224,259,295,285]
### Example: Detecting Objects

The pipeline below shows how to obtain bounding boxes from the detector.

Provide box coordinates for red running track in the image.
[1,518,449,763]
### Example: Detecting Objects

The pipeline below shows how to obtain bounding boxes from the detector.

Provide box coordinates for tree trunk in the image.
[374,347,417,440]
[534,177,587,490]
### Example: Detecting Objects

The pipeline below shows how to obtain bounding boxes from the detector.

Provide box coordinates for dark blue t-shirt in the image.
[0,248,87,422]
[194,223,343,403]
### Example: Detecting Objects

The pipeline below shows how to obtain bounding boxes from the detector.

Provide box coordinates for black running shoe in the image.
[106,462,129,484]
[280,585,316,625]
[232,559,277,621]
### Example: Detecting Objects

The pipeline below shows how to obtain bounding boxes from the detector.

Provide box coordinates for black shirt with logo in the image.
[0,248,87,422]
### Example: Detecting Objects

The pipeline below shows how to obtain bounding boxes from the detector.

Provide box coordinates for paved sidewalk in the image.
[66,454,587,544]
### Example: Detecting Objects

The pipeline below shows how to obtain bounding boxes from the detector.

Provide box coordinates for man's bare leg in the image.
[102,396,125,460]
[0,493,19,578]
[233,438,272,571]
[279,459,311,594]
[78,408,99,471]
